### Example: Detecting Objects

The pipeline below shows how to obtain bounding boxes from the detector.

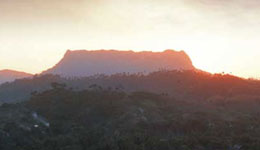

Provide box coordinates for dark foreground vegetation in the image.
[1,82,260,150]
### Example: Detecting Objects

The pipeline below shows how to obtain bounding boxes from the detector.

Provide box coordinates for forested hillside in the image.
[1,84,260,150]
[1,70,260,103]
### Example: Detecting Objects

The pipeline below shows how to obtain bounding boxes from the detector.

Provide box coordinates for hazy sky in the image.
[0,0,260,78]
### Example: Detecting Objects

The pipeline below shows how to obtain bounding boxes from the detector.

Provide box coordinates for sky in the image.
[0,0,260,78]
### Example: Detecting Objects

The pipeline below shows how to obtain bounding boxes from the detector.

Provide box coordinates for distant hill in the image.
[42,49,195,77]
[0,69,32,84]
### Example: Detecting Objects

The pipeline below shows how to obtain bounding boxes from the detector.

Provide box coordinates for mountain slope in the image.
[42,49,194,77]
[0,69,32,84]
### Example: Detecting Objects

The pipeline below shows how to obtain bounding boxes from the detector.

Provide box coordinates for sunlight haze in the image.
[0,0,260,78]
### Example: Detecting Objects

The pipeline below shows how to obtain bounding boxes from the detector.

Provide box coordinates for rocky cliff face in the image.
[0,70,32,84]
[42,49,195,77]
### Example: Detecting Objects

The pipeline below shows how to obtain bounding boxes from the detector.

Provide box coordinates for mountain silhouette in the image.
[0,69,32,84]
[42,49,194,77]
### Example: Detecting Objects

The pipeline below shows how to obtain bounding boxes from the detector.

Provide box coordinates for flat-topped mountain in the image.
[42,49,195,77]
[0,69,32,84]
